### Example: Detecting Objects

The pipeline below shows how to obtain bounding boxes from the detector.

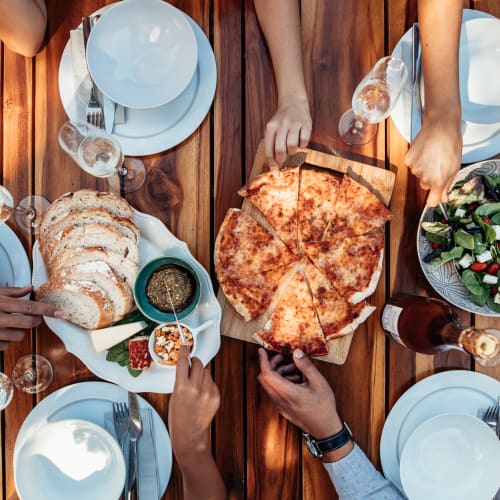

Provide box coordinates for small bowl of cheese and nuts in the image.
[148,320,212,367]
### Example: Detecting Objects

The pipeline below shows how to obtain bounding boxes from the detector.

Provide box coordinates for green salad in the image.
[422,173,500,312]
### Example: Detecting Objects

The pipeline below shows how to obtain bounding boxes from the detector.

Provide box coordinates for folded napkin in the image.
[105,408,160,500]
[69,28,126,126]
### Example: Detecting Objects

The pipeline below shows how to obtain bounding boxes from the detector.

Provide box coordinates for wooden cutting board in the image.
[217,141,395,364]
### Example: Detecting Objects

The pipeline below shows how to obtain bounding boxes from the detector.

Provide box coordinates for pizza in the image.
[214,208,298,275]
[304,262,376,339]
[253,270,328,356]
[217,263,297,322]
[238,167,300,254]
[302,231,384,304]
[323,176,393,238]
[215,165,392,358]
[298,167,341,243]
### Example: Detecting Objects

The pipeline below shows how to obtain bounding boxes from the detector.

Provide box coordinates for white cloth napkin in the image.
[69,28,125,125]
[105,408,160,500]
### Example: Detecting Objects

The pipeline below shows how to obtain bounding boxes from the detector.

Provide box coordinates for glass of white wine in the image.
[0,184,49,235]
[58,121,145,193]
[339,56,408,146]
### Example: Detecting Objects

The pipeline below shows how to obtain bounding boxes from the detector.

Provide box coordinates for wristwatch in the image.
[303,422,352,458]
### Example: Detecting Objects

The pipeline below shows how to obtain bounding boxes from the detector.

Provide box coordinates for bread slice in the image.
[36,278,114,329]
[49,247,138,286]
[42,224,139,268]
[40,189,134,238]
[53,262,134,322]
[40,208,139,257]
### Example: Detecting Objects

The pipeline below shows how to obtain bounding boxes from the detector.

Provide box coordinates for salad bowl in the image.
[417,159,500,316]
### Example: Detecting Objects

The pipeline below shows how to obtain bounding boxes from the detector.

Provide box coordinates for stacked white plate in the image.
[380,370,500,496]
[58,0,217,156]
[391,9,500,163]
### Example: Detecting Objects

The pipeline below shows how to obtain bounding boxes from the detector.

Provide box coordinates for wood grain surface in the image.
[1,1,499,499]
[217,141,395,364]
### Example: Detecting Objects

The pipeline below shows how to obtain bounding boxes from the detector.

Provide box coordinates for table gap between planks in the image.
[0,1,499,499]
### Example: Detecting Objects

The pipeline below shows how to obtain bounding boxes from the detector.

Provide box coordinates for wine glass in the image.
[0,184,49,235]
[339,56,408,146]
[0,371,14,410]
[58,121,146,193]
[11,354,53,394]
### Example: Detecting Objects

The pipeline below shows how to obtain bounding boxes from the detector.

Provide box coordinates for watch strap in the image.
[303,422,352,457]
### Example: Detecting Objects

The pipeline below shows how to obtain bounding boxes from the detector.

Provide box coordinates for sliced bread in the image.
[49,247,138,286]
[53,261,134,322]
[43,223,139,268]
[36,278,114,329]
[40,208,139,257]
[40,189,134,238]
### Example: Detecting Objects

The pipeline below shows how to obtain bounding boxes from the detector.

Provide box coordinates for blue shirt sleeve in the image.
[322,443,405,499]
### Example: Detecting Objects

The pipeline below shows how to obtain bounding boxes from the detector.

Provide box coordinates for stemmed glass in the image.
[0,184,49,235]
[0,371,14,411]
[339,56,408,146]
[58,121,146,193]
[11,354,53,394]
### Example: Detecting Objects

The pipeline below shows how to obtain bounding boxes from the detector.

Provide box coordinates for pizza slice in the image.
[302,231,384,304]
[238,167,300,254]
[253,270,328,356]
[304,262,376,339]
[217,262,297,322]
[324,175,392,238]
[298,167,341,243]
[214,208,299,276]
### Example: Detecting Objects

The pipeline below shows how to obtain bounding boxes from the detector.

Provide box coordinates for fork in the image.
[482,404,499,432]
[81,17,104,129]
[112,401,130,449]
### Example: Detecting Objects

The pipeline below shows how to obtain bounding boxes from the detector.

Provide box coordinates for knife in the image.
[410,22,422,143]
[126,391,142,500]
[103,94,116,134]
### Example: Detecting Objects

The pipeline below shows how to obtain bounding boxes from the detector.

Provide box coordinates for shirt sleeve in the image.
[322,443,405,499]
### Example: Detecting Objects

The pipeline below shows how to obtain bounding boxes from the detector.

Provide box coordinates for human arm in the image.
[404,0,463,207]
[258,348,403,499]
[168,345,227,500]
[0,286,62,350]
[0,0,47,57]
[253,0,312,171]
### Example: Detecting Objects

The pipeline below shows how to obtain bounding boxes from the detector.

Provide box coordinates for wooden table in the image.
[1,1,499,498]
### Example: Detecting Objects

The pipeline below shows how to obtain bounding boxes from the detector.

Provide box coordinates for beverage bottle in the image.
[381,294,500,366]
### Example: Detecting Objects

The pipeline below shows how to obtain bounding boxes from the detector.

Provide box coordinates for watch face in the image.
[304,434,321,457]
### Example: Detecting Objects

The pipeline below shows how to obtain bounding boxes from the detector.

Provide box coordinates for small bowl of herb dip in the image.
[134,257,201,323]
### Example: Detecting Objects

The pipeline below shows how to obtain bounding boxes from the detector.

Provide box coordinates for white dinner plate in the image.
[58,5,217,156]
[417,159,500,316]
[400,413,500,500]
[31,208,222,393]
[380,370,500,493]
[391,9,500,163]
[14,381,171,499]
[0,224,31,288]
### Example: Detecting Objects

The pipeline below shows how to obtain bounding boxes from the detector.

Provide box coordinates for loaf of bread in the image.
[36,278,114,329]
[40,189,134,238]
[36,189,139,330]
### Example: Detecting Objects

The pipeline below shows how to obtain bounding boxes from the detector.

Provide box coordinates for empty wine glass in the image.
[58,121,145,193]
[0,184,49,235]
[0,372,14,410]
[12,354,53,394]
[339,56,408,146]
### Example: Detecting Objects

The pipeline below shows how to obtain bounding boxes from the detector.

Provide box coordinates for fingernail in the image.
[294,349,304,359]
[54,309,64,317]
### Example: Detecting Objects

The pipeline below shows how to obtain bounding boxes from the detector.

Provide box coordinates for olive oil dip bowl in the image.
[134,256,201,323]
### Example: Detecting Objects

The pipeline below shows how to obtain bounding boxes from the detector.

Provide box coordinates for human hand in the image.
[257,348,342,439]
[404,112,462,207]
[264,97,312,172]
[168,345,221,462]
[0,285,62,350]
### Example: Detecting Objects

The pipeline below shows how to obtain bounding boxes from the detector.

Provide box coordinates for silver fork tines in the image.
[112,401,130,449]
[482,405,499,431]
[82,16,104,129]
